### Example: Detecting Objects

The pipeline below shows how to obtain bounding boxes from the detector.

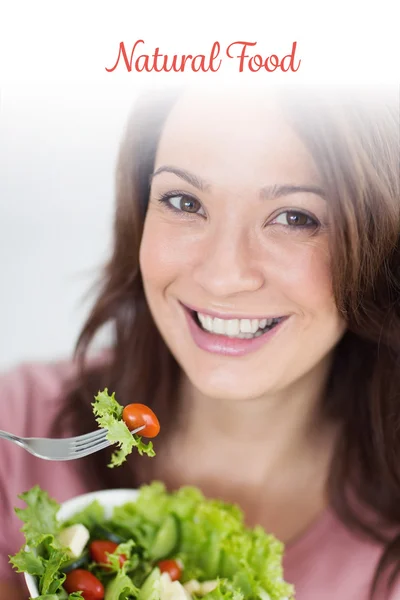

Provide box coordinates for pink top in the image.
[0,360,399,599]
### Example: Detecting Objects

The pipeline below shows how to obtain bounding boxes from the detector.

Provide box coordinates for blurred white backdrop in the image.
[0,84,140,370]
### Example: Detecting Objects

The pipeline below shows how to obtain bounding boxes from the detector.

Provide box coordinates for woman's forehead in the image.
[159,88,286,144]
[154,89,321,189]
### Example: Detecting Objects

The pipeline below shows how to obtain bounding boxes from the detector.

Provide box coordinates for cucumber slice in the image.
[148,515,179,561]
[61,550,89,573]
[200,535,221,579]
[137,567,161,600]
[91,524,127,544]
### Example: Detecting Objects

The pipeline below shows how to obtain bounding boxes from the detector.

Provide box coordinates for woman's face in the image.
[140,90,346,400]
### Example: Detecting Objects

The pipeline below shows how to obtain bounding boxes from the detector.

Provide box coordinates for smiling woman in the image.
[141,90,343,392]
[0,84,399,600]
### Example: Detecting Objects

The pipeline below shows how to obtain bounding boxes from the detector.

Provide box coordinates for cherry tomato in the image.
[157,559,182,581]
[122,403,160,438]
[64,569,104,600]
[89,540,127,568]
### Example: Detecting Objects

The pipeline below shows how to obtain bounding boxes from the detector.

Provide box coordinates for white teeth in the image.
[251,319,259,334]
[196,312,279,338]
[225,319,240,336]
[213,317,225,334]
[240,319,252,333]
[198,313,207,328]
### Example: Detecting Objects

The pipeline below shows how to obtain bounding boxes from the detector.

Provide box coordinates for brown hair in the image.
[60,85,400,598]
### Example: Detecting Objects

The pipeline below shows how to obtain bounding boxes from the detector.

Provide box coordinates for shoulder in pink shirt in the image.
[0,360,399,599]
[284,508,400,599]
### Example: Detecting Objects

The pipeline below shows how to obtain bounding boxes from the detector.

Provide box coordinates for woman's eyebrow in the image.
[261,184,326,200]
[151,165,326,200]
[150,166,210,192]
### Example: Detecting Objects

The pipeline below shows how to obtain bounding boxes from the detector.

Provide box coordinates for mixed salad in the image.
[91,390,160,467]
[10,482,295,600]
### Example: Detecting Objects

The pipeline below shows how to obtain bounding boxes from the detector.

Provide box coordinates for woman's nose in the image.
[192,224,265,298]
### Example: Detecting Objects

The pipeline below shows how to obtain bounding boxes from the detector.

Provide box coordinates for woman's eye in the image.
[162,194,205,215]
[271,210,317,228]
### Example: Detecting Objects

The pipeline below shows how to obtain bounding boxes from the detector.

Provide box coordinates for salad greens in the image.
[92,389,155,467]
[10,487,72,597]
[10,482,294,600]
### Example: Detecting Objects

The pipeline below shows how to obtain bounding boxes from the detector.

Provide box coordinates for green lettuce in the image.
[105,570,139,600]
[92,389,155,467]
[9,487,79,598]
[204,580,245,600]
[14,486,60,547]
[104,540,140,574]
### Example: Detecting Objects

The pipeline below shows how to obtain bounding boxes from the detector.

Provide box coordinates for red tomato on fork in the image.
[64,569,104,600]
[157,559,182,581]
[89,540,127,568]
[122,403,160,438]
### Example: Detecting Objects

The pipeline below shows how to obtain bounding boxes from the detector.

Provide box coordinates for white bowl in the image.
[25,488,139,598]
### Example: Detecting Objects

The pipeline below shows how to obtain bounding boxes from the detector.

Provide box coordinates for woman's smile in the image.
[180,301,289,357]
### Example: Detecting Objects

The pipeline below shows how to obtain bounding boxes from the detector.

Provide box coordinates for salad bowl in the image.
[16,482,294,600]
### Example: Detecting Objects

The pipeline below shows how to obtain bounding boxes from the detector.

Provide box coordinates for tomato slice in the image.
[122,403,160,438]
[157,559,182,581]
[64,569,104,600]
[89,540,127,568]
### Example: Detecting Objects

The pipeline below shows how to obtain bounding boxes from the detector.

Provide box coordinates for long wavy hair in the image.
[60,85,400,598]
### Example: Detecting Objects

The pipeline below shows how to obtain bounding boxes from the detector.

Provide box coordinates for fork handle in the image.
[0,429,22,443]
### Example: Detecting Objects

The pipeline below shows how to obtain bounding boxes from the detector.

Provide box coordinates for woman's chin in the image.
[184,367,280,403]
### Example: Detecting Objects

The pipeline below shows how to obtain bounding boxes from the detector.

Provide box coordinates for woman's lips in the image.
[182,305,288,357]
[182,301,282,321]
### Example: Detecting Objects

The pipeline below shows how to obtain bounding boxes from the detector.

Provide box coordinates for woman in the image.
[0,84,399,600]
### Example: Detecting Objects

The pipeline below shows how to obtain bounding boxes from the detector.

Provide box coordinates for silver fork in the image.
[0,426,145,461]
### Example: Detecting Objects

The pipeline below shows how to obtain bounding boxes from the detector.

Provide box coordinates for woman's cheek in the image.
[269,236,333,300]
[139,215,202,282]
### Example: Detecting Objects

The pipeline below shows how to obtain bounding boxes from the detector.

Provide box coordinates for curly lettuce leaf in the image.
[218,528,294,600]
[9,487,75,598]
[39,548,69,595]
[203,579,245,600]
[104,540,140,574]
[10,543,69,597]
[9,549,45,576]
[104,570,140,600]
[13,486,60,547]
[92,389,155,467]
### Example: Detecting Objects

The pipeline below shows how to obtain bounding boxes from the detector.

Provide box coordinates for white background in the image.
[0,0,399,370]
[0,85,139,369]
